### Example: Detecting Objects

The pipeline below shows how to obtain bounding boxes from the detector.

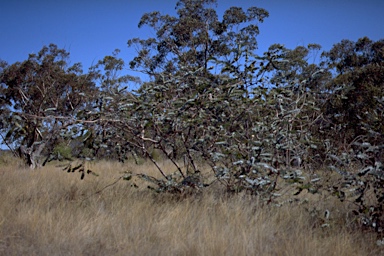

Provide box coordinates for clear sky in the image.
[1,0,383,75]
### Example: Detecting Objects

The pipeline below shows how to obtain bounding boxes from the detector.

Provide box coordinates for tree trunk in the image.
[20,142,46,169]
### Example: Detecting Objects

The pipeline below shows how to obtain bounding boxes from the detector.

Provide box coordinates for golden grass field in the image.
[0,154,383,256]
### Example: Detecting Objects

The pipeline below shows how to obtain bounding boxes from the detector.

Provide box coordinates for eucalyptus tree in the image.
[126,0,269,176]
[0,60,14,154]
[122,0,326,197]
[320,37,384,144]
[128,0,269,82]
[312,37,384,234]
[0,44,98,168]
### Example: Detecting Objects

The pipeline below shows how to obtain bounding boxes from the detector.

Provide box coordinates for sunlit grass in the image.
[0,157,382,255]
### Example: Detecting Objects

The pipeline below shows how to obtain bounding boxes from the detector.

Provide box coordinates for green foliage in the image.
[53,142,73,161]
[0,151,12,166]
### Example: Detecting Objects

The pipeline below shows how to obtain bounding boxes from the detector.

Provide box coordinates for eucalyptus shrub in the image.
[325,96,384,234]
[200,82,324,200]
[112,59,325,202]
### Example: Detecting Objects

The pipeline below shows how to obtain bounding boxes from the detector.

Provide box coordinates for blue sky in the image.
[1,0,383,76]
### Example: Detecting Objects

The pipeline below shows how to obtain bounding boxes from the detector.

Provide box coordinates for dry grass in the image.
[0,156,383,255]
